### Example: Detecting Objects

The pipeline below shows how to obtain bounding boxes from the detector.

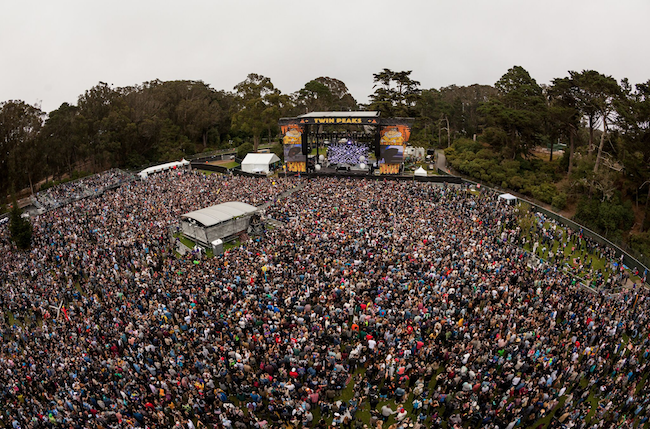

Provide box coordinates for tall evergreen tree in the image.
[8,195,32,250]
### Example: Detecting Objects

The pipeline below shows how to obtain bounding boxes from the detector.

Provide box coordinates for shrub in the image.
[629,232,650,260]
[476,149,495,159]
[531,183,556,204]
[508,175,524,190]
[272,142,284,161]
[237,142,254,159]
[552,193,567,210]
[575,195,634,236]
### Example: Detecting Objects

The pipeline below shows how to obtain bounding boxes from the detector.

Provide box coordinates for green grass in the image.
[224,239,241,251]
[405,162,437,175]
[221,161,240,169]
[173,233,214,257]
[518,217,634,286]
[175,233,196,250]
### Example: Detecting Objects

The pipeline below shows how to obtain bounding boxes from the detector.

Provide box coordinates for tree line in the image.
[1,67,649,257]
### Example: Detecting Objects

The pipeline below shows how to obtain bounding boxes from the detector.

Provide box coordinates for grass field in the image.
[173,233,214,258]
[517,213,644,286]
[221,161,240,169]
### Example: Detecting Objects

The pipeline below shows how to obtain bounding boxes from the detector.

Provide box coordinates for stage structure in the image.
[180,202,261,247]
[278,112,413,174]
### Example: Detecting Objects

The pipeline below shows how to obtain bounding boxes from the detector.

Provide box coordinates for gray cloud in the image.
[1,0,649,113]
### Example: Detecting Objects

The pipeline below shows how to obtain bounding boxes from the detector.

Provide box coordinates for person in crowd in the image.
[0,171,648,429]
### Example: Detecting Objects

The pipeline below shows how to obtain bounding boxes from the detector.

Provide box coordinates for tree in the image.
[412,89,442,147]
[77,82,120,172]
[569,70,621,172]
[262,92,292,145]
[172,82,225,150]
[548,77,581,172]
[8,195,32,250]
[616,79,650,231]
[0,100,45,195]
[296,80,333,113]
[41,102,83,178]
[232,74,279,151]
[480,66,546,159]
[368,69,421,116]
[439,84,497,138]
[313,77,357,111]
[237,142,253,159]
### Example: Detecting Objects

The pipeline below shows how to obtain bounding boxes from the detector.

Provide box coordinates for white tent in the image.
[138,159,189,179]
[241,153,280,174]
[414,166,427,177]
[405,146,426,158]
[498,193,517,205]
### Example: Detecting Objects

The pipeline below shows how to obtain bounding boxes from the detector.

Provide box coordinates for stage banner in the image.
[378,124,410,174]
[282,124,306,173]
[298,117,380,125]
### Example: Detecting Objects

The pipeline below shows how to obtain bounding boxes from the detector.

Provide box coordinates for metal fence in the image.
[191,162,268,178]
[281,170,463,183]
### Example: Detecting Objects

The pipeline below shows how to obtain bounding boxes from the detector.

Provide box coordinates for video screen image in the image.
[326,142,368,164]
[379,145,404,164]
[284,144,306,163]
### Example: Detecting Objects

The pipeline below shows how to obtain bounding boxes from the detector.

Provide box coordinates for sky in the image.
[2,0,649,113]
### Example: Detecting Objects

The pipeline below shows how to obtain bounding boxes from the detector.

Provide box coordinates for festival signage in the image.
[378,124,411,175]
[298,117,380,125]
[281,124,306,173]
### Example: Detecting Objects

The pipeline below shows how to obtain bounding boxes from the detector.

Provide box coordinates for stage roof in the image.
[297,111,380,118]
[181,202,258,228]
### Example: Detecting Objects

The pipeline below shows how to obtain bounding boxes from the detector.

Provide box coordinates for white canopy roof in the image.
[498,193,517,201]
[138,159,189,178]
[414,167,427,177]
[181,202,258,227]
[241,153,280,166]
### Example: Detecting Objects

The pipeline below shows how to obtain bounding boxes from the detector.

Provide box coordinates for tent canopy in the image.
[138,159,189,178]
[498,193,517,203]
[181,202,258,227]
[241,153,281,174]
[414,167,427,177]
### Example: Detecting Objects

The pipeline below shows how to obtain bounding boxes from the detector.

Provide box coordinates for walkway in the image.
[258,181,305,211]
[435,149,450,174]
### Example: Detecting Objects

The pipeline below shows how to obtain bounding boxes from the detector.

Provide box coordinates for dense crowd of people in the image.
[1,170,649,429]
[520,212,634,291]
[32,170,135,211]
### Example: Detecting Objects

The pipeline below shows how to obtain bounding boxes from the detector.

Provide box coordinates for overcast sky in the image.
[2,0,649,113]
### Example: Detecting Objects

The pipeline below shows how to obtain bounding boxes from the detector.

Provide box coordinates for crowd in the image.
[1,171,649,429]
[521,212,635,290]
[32,170,135,211]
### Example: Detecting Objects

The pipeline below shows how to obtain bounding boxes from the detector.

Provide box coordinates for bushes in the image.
[530,183,557,205]
[508,175,524,190]
[446,139,560,203]
[272,142,284,161]
[551,193,567,210]
[574,195,634,237]
[629,232,650,260]
[236,142,254,159]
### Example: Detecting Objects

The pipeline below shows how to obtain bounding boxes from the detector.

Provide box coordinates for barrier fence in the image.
[191,162,268,178]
